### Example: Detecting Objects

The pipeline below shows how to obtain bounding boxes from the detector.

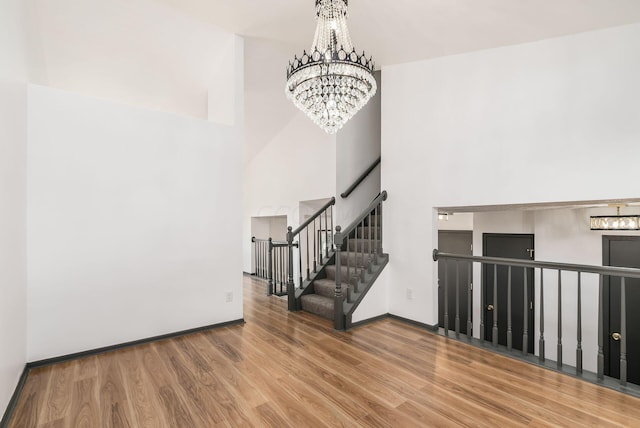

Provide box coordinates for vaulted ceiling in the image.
[157,0,640,66]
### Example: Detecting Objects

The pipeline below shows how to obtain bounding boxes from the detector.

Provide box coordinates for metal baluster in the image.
[267,239,273,295]
[306,227,310,280]
[334,226,344,330]
[493,264,498,347]
[597,274,604,380]
[557,270,563,369]
[621,277,627,386]
[481,263,486,343]
[507,265,512,351]
[540,268,545,362]
[330,206,334,251]
[523,267,528,356]
[467,262,472,340]
[313,219,317,273]
[444,259,449,336]
[283,246,287,294]
[347,236,351,291]
[287,227,295,310]
[360,219,366,282]
[455,261,460,338]
[379,203,383,254]
[298,242,303,289]
[252,237,256,275]
[576,272,583,374]
[318,214,323,265]
[368,213,372,273]
[325,209,329,259]
[373,206,379,265]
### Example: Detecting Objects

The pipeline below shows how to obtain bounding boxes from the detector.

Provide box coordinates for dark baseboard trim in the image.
[27,318,245,369]
[388,314,439,332]
[350,314,390,329]
[1,365,29,428]
[349,313,439,332]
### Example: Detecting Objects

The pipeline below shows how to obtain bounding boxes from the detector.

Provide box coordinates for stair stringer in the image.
[340,253,389,330]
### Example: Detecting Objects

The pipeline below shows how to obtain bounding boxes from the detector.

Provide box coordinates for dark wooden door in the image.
[438,231,473,334]
[483,234,535,353]
[603,236,640,385]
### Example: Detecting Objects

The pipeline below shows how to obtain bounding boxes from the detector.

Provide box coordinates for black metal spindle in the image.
[298,242,303,289]
[467,262,472,341]
[368,213,372,273]
[540,268,545,362]
[557,270,563,369]
[373,206,378,265]
[576,272,583,374]
[330,207,334,251]
[313,219,317,273]
[268,239,273,295]
[444,259,449,336]
[455,261,460,338]
[306,227,310,280]
[325,209,329,259]
[318,214,323,265]
[493,264,498,347]
[507,265,512,351]
[523,267,528,356]
[621,277,627,386]
[360,219,365,282]
[597,274,604,380]
[481,263,486,343]
[378,203,383,254]
[334,225,344,330]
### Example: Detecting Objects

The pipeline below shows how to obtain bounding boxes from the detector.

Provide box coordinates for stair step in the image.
[300,294,334,320]
[339,251,374,266]
[313,279,337,298]
[346,239,380,252]
[355,226,381,239]
[325,264,364,282]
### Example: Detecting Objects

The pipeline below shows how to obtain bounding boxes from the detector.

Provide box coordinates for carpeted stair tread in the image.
[325,264,364,282]
[300,294,334,320]
[313,278,338,298]
[346,239,381,252]
[339,251,374,266]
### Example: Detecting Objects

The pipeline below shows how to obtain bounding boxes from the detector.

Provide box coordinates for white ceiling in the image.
[156,0,640,66]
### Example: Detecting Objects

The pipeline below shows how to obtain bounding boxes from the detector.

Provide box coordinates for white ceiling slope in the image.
[156,0,640,66]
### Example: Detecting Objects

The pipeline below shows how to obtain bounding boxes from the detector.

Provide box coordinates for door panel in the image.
[438,231,473,334]
[483,234,535,353]
[603,236,640,385]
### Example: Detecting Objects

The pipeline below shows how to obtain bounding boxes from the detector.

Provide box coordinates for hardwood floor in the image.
[8,275,640,427]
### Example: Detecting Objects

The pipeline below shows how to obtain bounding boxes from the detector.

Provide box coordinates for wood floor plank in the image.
[7,275,640,427]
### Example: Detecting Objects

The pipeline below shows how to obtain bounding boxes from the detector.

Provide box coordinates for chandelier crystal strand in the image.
[286,0,377,134]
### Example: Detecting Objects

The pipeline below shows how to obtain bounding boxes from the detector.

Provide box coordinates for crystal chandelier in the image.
[286,0,377,134]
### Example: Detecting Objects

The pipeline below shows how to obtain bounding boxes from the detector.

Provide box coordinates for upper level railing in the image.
[433,249,640,387]
[251,237,297,296]
[340,156,381,199]
[286,197,336,309]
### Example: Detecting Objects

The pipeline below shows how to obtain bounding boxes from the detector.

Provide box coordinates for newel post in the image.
[287,226,296,311]
[334,226,345,330]
[267,238,273,296]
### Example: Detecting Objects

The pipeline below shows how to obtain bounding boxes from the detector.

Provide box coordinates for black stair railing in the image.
[287,197,336,310]
[251,237,298,296]
[433,249,640,389]
[333,191,387,329]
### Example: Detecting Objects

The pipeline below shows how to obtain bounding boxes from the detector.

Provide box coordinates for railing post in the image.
[493,264,498,347]
[267,238,273,296]
[334,226,345,330]
[598,274,604,380]
[252,236,256,275]
[539,268,545,363]
[507,265,512,351]
[523,267,528,356]
[621,277,627,386]
[557,270,563,369]
[467,262,472,340]
[287,226,296,311]
[576,272,582,374]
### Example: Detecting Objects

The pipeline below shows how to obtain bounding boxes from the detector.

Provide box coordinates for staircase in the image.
[292,192,389,330]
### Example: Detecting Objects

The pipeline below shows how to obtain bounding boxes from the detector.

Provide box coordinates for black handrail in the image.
[292,197,336,236]
[340,156,381,199]
[335,191,387,244]
[433,250,640,278]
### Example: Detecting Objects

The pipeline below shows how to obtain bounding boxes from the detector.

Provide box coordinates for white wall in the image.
[335,71,382,228]
[242,115,335,272]
[0,0,29,416]
[382,23,640,326]
[26,80,243,361]
[28,0,237,121]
